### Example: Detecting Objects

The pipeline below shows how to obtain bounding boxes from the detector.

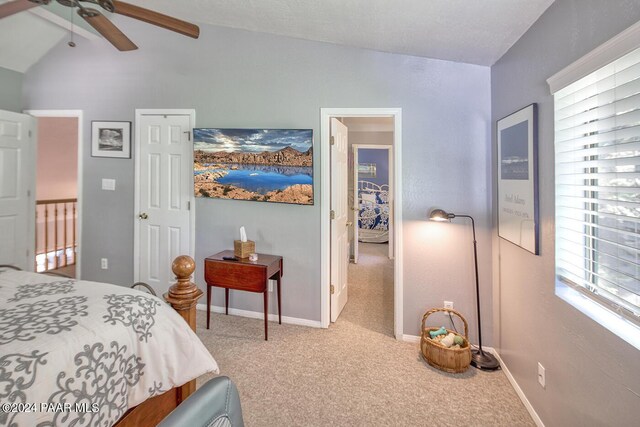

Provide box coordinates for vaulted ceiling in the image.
[0,0,555,73]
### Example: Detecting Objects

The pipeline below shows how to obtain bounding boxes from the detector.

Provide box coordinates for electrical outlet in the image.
[101,258,108,269]
[538,362,546,388]
[268,280,274,292]
[444,301,454,309]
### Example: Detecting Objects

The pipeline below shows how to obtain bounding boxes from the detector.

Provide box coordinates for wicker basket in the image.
[420,307,472,373]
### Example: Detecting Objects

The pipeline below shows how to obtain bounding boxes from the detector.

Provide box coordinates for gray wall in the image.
[0,67,23,112]
[491,0,640,425]
[22,20,491,337]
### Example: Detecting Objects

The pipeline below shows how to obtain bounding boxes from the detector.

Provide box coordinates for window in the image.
[357,163,377,178]
[553,46,640,327]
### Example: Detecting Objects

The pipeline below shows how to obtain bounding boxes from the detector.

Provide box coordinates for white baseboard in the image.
[400,338,544,427]
[402,334,420,343]
[196,303,323,329]
[491,350,545,427]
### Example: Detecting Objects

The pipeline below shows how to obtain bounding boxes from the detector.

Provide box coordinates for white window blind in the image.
[554,46,640,322]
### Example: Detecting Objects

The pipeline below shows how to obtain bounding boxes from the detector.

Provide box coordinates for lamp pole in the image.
[428,208,500,370]
[456,215,483,348]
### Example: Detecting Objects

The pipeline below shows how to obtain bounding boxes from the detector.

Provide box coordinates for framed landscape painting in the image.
[193,128,313,205]
[497,104,539,254]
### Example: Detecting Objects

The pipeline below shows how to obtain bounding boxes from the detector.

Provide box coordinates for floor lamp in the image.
[428,208,500,371]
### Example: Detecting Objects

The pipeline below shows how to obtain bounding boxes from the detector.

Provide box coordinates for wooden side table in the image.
[204,250,283,340]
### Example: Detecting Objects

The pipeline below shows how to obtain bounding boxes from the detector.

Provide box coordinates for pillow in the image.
[361,193,376,204]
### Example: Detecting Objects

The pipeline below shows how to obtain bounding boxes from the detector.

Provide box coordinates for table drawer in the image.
[205,260,266,292]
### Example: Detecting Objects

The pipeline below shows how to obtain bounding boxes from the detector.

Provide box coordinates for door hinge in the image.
[330,210,335,220]
[27,190,31,198]
[187,201,191,210]
[330,284,335,295]
[28,130,32,138]
[330,136,335,145]
[184,131,191,141]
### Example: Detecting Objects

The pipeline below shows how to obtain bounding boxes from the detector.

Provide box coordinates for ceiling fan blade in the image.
[112,1,200,39]
[79,9,137,51]
[0,0,39,19]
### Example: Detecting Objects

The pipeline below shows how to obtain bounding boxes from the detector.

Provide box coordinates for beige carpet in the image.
[196,243,534,426]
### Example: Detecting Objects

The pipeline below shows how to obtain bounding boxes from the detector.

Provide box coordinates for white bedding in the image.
[0,269,219,426]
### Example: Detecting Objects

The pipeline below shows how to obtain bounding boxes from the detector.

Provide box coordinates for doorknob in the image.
[346,221,353,227]
[139,213,148,220]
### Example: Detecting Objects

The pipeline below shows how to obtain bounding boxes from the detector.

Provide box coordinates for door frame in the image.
[133,109,196,283]
[320,108,403,339]
[352,143,394,261]
[24,109,83,278]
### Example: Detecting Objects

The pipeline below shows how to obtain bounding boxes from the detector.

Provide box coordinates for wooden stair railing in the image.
[35,198,77,272]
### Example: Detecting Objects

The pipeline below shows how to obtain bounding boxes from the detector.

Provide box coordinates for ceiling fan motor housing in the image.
[54,0,115,13]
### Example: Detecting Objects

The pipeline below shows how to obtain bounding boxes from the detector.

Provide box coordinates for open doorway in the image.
[351,142,393,262]
[320,108,403,338]
[26,110,83,278]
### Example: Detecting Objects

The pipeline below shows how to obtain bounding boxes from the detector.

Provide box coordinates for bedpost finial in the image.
[166,255,203,331]
[172,255,195,281]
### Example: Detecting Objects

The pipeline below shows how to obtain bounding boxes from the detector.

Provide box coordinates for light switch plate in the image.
[102,178,116,191]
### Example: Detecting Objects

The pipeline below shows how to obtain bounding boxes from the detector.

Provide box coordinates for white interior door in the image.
[136,113,194,296]
[352,146,359,264]
[0,110,35,270]
[330,118,349,322]
[387,146,394,260]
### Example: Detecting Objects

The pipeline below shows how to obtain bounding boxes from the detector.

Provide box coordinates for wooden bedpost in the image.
[164,255,203,401]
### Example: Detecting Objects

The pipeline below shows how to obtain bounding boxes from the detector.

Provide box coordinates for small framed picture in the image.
[91,121,131,158]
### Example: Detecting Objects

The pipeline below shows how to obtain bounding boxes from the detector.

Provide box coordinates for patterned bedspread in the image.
[0,269,219,427]
[358,190,389,231]
[358,204,389,230]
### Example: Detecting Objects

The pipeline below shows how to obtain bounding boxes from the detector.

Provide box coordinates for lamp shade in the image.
[428,208,454,221]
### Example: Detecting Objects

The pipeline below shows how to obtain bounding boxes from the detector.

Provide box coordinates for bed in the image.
[357,180,390,243]
[0,256,218,427]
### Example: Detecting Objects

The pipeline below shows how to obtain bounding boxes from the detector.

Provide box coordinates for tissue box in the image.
[234,240,255,258]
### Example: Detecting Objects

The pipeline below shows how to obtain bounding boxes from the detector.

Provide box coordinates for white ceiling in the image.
[134,0,555,65]
[0,0,555,73]
[0,8,66,73]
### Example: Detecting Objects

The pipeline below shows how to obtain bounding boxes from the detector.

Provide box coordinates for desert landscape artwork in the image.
[194,128,313,205]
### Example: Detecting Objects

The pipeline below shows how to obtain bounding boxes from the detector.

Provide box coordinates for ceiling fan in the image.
[0,0,200,51]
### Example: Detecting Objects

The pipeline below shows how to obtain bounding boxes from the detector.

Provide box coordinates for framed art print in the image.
[193,128,313,205]
[497,104,539,254]
[91,121,131,158]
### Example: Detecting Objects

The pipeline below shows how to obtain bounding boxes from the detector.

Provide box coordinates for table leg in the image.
[264,289,268,341]
[207,285,211,330]
[225,288,229,315]
[277,273,282,325]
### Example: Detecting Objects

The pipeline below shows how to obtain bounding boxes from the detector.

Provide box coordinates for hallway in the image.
[340,242,394,336]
